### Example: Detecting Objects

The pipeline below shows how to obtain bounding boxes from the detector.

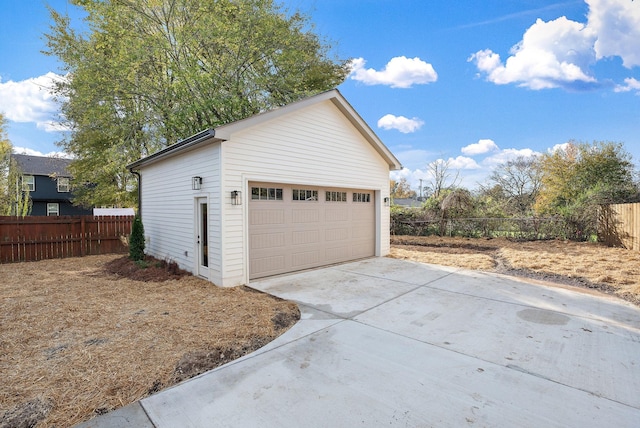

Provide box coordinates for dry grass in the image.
[0,255,299,427]
[391,235,640,304]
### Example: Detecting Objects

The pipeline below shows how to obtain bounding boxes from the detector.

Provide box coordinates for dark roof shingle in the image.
[11,154,72,176]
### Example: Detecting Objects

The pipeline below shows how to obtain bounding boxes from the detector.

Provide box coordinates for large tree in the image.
[390,178,416,199]
[0,113,11,214]
[45,0,349,207]
[535,141,639,238]
[426,158,460,199]
[486,155,542,216]
[0,113,31,216]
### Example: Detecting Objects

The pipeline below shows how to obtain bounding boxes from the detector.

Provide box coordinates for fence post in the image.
[81,216,86,256]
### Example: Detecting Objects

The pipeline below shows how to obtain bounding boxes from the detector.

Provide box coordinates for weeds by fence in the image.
[0,216,133,263]
[391,216,579,240]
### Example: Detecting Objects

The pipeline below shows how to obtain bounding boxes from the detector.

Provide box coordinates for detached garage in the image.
[128,89,402,287]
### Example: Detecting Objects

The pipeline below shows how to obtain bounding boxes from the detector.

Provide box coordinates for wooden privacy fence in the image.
[599,203,640,250]
[0,215,134,263]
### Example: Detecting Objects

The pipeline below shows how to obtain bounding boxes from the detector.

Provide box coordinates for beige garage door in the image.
[249,182,375,279]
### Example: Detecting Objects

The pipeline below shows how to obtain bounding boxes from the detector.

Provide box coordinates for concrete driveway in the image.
[80,257,640,427]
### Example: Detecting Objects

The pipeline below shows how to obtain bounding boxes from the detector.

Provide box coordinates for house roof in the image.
[392,198,424,208]
[11,154,72,177]
[127,89,403,171]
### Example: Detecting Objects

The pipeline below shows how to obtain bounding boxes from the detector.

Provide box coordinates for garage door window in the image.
[353,192,371,203]
[326,191,347,202]
[293,189,318,201]
[251,187,283,201]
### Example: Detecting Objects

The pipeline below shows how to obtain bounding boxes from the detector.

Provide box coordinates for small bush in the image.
[129,216,145,261]
[134,259,150,269]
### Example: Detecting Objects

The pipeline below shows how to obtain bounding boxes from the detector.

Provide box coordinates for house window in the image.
[251,187,283,201]
[353,192,371,203]
[47,203,59,216]
[325,191,347,202]
[22,175,35,192]
[57,177,70,193]
[293,189,318,201]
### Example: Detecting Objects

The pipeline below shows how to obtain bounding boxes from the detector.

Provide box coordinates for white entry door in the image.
[196,198,209,278]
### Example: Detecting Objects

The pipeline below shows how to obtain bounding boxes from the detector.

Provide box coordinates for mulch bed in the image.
[0,255,300,427]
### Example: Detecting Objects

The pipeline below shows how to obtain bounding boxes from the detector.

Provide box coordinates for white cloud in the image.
[0,72,65,132]
[548,142,572,154]
[377,114,424,133]
[12,146,71,158]
[349,56,438,88]
[588,0,640,68]
[461,139,499,156]
[469,17,597,90]
[614,77,640,94]
[482,148,541,167]
[447,156,481,170]
[470,0,640,91]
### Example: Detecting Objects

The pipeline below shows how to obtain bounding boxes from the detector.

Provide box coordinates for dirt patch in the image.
[391,235,640,306]
[0,398,52,428]
[0,255,300,427]
[103,255,190,282]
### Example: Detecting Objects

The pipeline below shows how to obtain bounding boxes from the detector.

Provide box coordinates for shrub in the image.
[129,216,145,261]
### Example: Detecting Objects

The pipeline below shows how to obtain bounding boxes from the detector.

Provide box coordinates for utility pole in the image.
[419,179,423,199]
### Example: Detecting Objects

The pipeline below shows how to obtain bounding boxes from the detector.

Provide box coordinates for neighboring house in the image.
[10,154,92,216]
[393,198,424,208]
[93,208,136,216]
[128,89,402,287]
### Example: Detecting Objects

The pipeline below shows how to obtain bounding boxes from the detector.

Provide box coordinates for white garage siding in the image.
[128,90,401,288]
[139,144,222,284]
[221,99,391,285]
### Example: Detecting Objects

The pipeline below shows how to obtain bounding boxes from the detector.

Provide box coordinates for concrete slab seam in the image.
[332,264,458,288]
[138,402,157,428]
[189,313,346,373]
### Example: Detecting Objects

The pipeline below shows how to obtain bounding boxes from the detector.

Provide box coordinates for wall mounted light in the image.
[231,190,242,205]
[192,176,202,190]
[384,197,390,207]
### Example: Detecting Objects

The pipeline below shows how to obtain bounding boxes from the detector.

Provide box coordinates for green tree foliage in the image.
[390,178,416,199]
[535,141,639,238]
[0,114,31,216]
[0,113,11,213]
[45,0,350,207]
[129,216,146,261]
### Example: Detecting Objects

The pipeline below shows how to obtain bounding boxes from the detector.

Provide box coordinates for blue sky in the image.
[1,0,639,191]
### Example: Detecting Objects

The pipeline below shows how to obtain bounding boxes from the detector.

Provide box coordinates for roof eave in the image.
[127,129,219,170]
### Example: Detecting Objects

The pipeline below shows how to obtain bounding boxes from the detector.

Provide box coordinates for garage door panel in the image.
[352,242,375,258]
[250,255,286,277]
[352,226,373,239]
[292,229,320,245]
[291,250,320,268]
[249,182,375,279]
[325,208,350,222]
[292,209,320,223]
[325,227,349,241]
[325,245,350,262]
[250,209,286,225]
[251,232,286,249]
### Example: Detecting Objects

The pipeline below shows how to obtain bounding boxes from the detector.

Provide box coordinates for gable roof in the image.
[128,89,402,171]
[11,154,72,177]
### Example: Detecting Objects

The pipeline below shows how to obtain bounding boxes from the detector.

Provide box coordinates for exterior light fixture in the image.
[384,197,390,207]
[192,176,202,190]
[231,190,242,205]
